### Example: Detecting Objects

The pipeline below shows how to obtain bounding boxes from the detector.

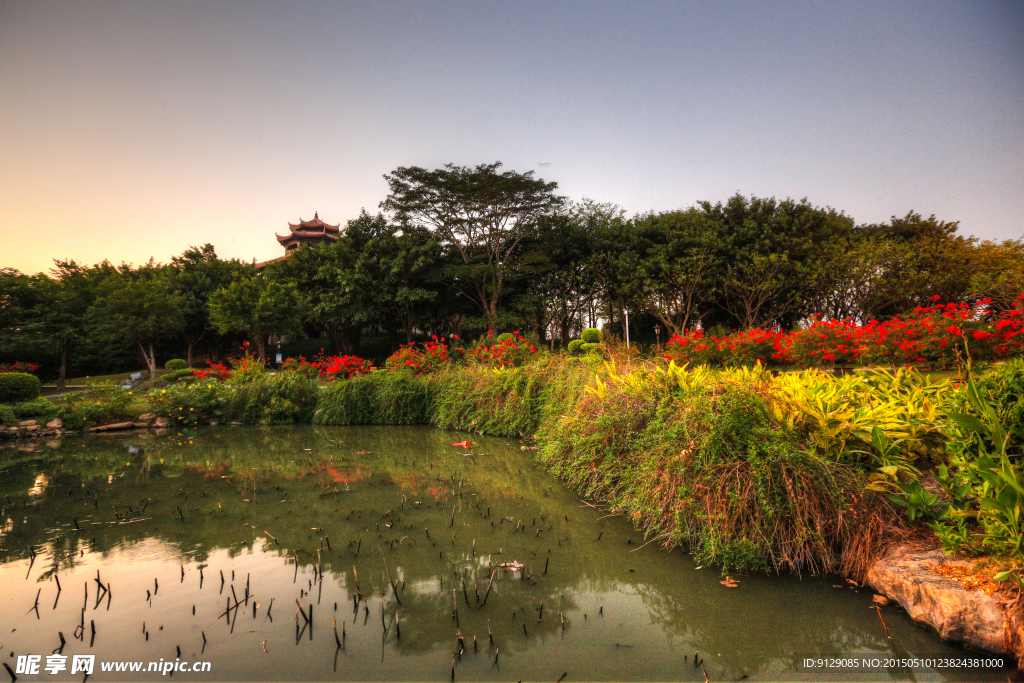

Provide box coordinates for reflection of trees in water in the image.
[0,426,596,654]
[634,579,888,677]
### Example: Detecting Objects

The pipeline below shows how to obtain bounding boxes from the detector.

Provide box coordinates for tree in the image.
[0,268,36,332]
[512,212,597,346]
[88,266,185,378]
[208,276,303,360]
[573,199,631,337]
[720,254,803,330]
[626,209,718,335]
[697,193,855,329]
[28,261,116,390]
[268,212,440,352]
[169,244,256,367]
[855,211,977,318]
[381,162,564,323]
[969,239,1024,311]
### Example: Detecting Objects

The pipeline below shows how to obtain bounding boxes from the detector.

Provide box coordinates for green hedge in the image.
[0,372,41,403]
[165,359,188,370]
[580,328,602,344]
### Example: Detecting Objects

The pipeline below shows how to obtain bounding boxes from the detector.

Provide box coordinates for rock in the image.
[871,594,890,606]
[136,413,157,424]
[26,425,39,431]
[154,417,171,427]
[866,545,1008,655]
[18,420,37,427]
[46,417,63,429]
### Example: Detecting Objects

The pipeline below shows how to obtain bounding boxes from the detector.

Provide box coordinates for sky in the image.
[1,0,1022,275]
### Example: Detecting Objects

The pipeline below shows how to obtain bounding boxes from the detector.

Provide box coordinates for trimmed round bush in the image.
[0,372,41,403]
[165,359,188,370]
[0,404,16,425]
[581,342,603,354]
[496,333,515,343]
[567,339,584,356]
[580,328,603,344]
[160,368,196,383]
[13,397,57,418]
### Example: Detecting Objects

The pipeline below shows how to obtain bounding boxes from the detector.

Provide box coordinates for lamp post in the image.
[654,324,661,351]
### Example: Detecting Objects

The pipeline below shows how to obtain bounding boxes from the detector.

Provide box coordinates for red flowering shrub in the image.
[665,296,1024,369]
[194,360,231,382]
[467,330,539,368]
[386,337,456,375]
[0,362,39,374]
[279,356,322,379]
[664,328,784,367]
[782,317,864,367]
[317,354,376,379]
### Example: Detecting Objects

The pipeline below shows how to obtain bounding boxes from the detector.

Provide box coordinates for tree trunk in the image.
[254,335,267,361]
[187,342,194,368]
[139,342,158,379]
[57,343,69,392]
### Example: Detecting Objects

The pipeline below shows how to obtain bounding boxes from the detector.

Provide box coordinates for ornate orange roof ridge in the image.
[286,211,341,232]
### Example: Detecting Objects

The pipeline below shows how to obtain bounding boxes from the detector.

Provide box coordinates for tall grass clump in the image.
[538,361,871,574]
[430,362,559,437]
[314,370,435,425]
[225,373,320,424]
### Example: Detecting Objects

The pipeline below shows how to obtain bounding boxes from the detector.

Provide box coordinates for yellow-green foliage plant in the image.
[768,368,951,485]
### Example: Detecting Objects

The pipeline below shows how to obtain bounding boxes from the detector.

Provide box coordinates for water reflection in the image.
[0,426,1013,681]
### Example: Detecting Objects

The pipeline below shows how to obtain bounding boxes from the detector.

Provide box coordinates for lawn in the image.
[43,369,171,387]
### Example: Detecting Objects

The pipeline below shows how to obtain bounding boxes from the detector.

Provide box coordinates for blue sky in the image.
[1,0,1021,273]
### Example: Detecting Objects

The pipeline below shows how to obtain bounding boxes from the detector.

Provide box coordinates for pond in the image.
[0,426,1013,682]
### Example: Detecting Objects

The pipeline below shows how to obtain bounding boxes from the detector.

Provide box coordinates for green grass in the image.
[46,369,171,386]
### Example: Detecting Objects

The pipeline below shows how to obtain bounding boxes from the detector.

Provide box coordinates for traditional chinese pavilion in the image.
[278,212,340,253]
[256,213,341,268]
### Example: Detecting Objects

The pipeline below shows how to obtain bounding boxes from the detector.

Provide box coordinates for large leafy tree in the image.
[31,261,116,389]
[569,197,630,335]
[381,162,564,324]
[208,276,303,360]
[855,212,978,319]
[625,209,718,335]
[969,239,1024,311]
[169,244,256,366]
[88,264,186,378]
[697,193,855,329]
[268,212,440,352]
[511,211,598,345]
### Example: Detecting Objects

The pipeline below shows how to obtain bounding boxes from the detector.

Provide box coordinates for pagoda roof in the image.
[275,212,341,244]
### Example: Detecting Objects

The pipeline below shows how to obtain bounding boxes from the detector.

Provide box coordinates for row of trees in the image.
[2,162,1022,384]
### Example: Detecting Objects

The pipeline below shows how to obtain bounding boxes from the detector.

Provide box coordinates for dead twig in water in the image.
[875,605,895,652]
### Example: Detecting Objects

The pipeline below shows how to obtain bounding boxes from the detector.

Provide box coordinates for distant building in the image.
[256,212,340,268]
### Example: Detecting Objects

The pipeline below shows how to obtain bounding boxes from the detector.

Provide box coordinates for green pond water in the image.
[0,425,1014,682]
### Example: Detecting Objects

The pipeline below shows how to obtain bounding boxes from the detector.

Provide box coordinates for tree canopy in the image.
[2,162,1021,381]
